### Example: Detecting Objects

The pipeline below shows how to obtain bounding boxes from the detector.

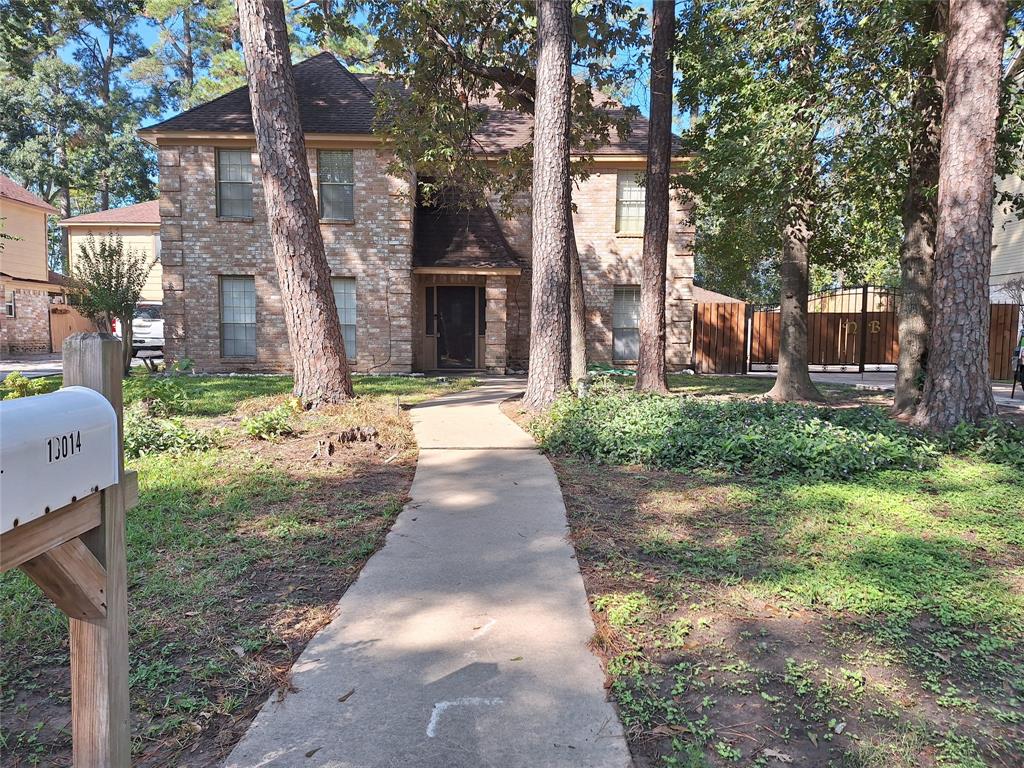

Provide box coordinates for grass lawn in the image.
[509,375,1024,768]
[0,373,473,767]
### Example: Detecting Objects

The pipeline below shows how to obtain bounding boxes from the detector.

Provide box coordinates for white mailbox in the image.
[0,386,118,532]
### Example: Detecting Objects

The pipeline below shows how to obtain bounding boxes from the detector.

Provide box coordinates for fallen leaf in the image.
[305,747,321,758]
[763,748,793,763]
[510,656,523,661]
[338,689,355,703]
[231,645,245,657]
[834,721,846,735]
[807,732,818,747]
[651,724,690,736]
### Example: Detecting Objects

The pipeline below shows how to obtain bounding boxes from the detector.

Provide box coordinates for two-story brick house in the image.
[137,53,695,373]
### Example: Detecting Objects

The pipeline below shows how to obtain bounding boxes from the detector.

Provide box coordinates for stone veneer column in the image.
[157,146,186,364]
[485,275,508,372]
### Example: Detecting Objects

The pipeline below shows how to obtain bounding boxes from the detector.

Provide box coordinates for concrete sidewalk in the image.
[745,370,1024,411]
[224,379,630,768]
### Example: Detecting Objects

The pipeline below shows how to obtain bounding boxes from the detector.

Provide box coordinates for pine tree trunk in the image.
[767,196,824,402]
[893,10,944,416]
[523,0,572,410]
[569,217,588,386]
[236,0,354,407]
[636,0,674,394]
[914,0,1004,430]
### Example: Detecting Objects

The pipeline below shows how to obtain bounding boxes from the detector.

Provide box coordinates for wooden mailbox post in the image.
[0,333,136,767]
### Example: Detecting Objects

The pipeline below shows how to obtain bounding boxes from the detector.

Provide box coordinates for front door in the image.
[436,286,477,368]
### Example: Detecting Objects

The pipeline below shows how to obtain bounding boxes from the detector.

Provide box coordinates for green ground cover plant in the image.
[0,373,473,767]
[534,378,1022,479]
[512,376,1024,767]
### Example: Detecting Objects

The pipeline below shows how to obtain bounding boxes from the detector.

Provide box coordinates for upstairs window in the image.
[4,291,15,318]
[612,285,641,362]
[331,277,357,358]
[216,149,253,219]
[615,172,645,234]
[319,150,355,221]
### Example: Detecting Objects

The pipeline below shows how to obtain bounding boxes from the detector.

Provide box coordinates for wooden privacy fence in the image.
[693,301,747,374]
[50,304,97,352]
[0,334,135,767]
[695,286,1021,379]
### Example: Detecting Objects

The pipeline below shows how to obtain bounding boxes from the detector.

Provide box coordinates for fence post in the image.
[858,285,869,374]
[62,332,131,768]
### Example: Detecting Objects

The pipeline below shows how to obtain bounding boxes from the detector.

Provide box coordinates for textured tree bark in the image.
[569,216,588,386]
[523,0,573,410]
[893,4,945,417]
[767,196,824,401]
[914,0,1004,430]
[636,0,674,394]
[236,0,354,407]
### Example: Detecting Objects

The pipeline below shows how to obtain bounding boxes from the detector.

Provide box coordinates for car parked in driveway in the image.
[112,303,164,357]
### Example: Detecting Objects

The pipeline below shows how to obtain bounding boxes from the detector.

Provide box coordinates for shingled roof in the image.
[141,53,377,135]
[142,53,670,157]
[413,201,521,272]
[61,200,160,226]
[0,173,58,214]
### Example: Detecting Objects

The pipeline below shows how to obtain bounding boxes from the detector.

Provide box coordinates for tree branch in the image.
[425,23,537,112]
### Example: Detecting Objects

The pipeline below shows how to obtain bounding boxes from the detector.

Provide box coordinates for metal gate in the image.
[748,286,1019,377]
[751,286,900,373]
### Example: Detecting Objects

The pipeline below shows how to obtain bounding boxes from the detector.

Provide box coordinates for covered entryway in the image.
[412,196,523,372]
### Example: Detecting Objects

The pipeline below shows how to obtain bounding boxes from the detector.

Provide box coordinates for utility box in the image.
[0,386,118,531]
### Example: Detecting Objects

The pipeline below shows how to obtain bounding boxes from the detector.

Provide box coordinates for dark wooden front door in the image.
[437,286,477,368]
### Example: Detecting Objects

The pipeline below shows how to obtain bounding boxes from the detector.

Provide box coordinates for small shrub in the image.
[241,405,296,440]
[2,372,61,399]
[124,402,211,458]
[124,375,191,416]
[170,357,195,374]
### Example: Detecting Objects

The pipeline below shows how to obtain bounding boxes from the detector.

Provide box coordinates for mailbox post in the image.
[0,333,136,767]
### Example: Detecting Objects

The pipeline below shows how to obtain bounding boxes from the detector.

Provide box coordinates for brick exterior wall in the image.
[491,168,695,372]
[161,145,694,373]
[1,285,52,354]
[158,144,414,372]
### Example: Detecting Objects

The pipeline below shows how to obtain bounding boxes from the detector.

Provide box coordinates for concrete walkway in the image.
[224,379,630,768]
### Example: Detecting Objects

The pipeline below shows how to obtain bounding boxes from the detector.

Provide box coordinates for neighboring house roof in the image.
[0,172,59,214]
[61,200,160,226]
[141,53,377,135]
[692,285,744,304]
[0,270,68,289]
[413,202,521,271]
[141,53,675,157]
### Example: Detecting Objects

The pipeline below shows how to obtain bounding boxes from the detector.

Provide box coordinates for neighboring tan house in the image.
[137,53,695,373]
[992,175,1024,303]
[61,200,163,303]
[0,172,66,355]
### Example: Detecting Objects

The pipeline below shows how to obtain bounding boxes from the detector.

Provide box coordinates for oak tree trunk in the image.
[636,0,674,394]
[914,0,1004,430]
[236,0,354,407]
[893,6,944,417]
[569,216,588,386]
[767,197,823,401]
[523,0,573,410]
